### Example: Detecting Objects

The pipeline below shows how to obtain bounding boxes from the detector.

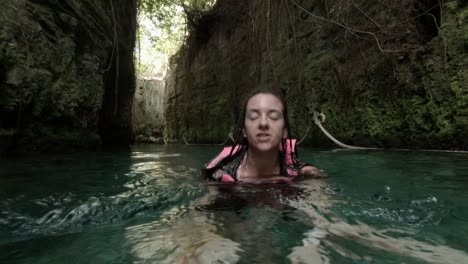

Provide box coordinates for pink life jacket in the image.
[206,139,298,182]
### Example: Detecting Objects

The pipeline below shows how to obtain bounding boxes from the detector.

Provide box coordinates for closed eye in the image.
[268,111,282,120]
[247,111,260,120]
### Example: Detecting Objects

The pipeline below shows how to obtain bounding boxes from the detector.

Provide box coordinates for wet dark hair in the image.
[204,85,305,179]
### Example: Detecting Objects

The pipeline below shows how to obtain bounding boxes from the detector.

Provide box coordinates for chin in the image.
[252,142,280,152]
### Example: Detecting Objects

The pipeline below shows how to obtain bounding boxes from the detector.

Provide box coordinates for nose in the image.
[259,114,269,129]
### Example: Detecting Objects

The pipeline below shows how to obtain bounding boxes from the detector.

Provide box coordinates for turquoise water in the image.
[1,145,468,263]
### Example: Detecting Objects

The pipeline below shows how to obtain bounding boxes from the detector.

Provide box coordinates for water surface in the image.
[1,144,467,263]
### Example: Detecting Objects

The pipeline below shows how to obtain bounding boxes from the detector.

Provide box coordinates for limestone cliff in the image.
[164,0,468,150]
[0,0,137,154]
[133,78,164,137]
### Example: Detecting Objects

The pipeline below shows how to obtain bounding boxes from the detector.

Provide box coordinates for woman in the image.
[204,87,325,183]
[195,87,468,263]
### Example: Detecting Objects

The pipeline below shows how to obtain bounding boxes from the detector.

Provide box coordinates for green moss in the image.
[445,1,459,11]
[0,129,16,136]
[164,0,468,150]
[0,0,115,153]
[16,125,101,153]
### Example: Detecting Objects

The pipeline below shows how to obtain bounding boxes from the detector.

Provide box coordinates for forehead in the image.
[246,93,284,111]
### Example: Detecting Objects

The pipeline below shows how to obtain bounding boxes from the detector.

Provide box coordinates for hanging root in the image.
[312,111,468,153]
[217,129,235,146]
[296,125,310,145]
[182,133,191,145]
[313,111,378,150]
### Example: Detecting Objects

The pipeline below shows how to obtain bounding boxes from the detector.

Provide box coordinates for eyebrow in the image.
[247,109,282,113]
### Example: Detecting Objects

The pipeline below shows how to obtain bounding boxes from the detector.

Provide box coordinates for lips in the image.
[256,133,271,141]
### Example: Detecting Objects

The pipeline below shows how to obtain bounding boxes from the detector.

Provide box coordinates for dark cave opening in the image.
[415,0,441,43]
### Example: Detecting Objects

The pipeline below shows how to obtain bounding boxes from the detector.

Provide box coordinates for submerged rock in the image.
[134,135,164,144]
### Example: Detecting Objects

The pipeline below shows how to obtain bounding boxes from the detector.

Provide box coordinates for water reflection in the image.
[287,179,468,264]
[123,147,468,264]
[1,145,468,263]
[125,209,243,263]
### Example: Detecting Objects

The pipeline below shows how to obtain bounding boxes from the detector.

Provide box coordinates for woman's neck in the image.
[243,148,280,177]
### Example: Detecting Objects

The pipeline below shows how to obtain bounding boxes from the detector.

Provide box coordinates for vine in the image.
[289,0,443,53]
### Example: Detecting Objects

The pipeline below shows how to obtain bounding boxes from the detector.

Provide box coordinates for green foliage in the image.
[162,0,467,150]
[135,0,215,77]
[0,129,15,136]
[17,124,101,153]
[0,0,111,153]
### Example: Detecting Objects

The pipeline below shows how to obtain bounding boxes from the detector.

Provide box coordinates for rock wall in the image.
[0,0,137,154]
[165,0,468,149]
[133,78,164,137]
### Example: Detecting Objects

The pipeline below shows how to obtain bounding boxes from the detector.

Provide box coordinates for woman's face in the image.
[244,93,287,152]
